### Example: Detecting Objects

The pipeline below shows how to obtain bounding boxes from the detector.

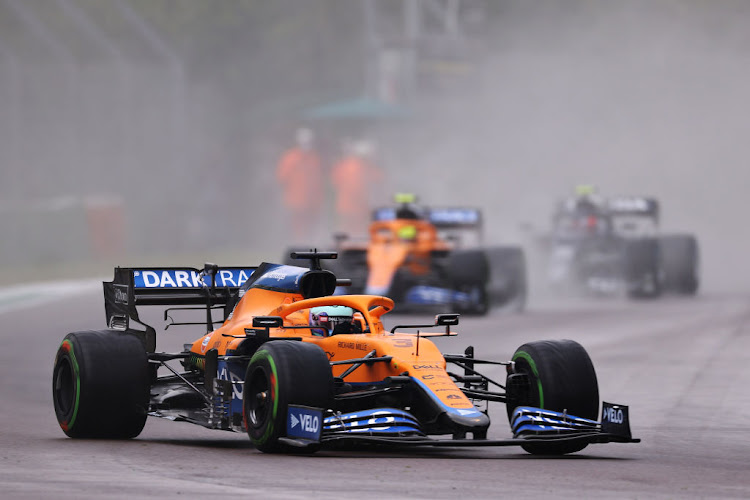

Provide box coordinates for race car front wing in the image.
[279,401,639,449]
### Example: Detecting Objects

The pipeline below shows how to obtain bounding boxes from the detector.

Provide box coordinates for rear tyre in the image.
[624,238,662,299]
[243,341,333,453]
[659,235,699,295]
[506,339,599,455]
[447,250,490,315]
[489,246,528,312]
[52,330,150,439]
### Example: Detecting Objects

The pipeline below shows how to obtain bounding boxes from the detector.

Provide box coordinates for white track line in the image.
[0,279,102,315]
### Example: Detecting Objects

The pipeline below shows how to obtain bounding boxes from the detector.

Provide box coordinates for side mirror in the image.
[435,314,459,326]
[252,316,283,328]
[246,316,284,341]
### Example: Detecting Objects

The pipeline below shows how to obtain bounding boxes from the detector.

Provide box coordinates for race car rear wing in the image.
[607,196,659,223]
[103,264,255,348]
[428,207,483,229]
[372,207,483,229]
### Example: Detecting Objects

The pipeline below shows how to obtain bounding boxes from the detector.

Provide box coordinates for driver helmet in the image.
[394,193,423,220]
[309,305,354,336]
[397,224,418,241]
[573,184,603,207]
[574,184,597,198]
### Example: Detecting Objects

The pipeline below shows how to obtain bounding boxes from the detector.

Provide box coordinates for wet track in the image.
[2,283,750,499]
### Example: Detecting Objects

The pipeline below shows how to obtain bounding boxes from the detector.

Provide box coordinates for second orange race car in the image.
[290,194,527,315]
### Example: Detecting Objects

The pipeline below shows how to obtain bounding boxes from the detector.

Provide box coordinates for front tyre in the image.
[52,330,150,439]
[243,341,333,453]
[659,235,699,295]
[506,339,599,455]
[625,238,662,299]
[453,283,489,316]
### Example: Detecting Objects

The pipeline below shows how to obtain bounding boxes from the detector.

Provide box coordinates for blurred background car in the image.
[287,194,527,314]
[541,187,699,298]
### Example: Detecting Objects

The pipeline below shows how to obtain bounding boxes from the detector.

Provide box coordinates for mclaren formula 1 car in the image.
[288,195,527,315]
[544,194,699,298]
[53,251,637,455]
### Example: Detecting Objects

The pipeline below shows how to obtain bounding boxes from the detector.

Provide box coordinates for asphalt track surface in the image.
[2,282,749,499]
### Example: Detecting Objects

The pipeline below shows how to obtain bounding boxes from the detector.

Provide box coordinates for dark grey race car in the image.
[544,195,699,298]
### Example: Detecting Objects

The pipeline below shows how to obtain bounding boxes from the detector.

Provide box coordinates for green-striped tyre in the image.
[506,339,599,455]
[52,330,150,439]
[243,340,333,453]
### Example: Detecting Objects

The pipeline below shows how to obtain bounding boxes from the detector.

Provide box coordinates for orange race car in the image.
[52,251,637,455]
[289,194,527,315]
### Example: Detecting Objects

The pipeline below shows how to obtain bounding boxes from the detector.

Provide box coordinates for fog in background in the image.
[1,0,749,293]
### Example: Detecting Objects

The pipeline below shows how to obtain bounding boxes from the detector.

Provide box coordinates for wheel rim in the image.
[53,357,75,416]
[512,358,541,406]
[247,367,271,430]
